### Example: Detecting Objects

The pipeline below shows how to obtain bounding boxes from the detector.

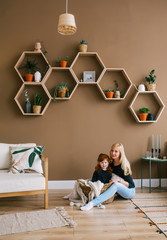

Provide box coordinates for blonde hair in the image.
[110,143,132,175]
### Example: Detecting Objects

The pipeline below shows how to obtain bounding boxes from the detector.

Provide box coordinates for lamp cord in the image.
[66,0,68,13]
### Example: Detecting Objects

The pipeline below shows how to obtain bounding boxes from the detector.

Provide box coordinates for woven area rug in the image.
[132,192,167,237]
[0,207,76,236]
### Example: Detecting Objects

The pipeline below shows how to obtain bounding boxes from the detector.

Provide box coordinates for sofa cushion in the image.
[0,170,45,193]
[9,146,44,174]
[0,143,36,170]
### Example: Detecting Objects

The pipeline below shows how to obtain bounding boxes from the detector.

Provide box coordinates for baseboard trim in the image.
[48,179,167,189]
[48,180,76,189]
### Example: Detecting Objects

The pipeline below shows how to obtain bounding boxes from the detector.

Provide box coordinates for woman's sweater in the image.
[110,162,135,188]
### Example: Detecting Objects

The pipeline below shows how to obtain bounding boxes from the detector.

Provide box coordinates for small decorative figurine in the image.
[34,71,42,82]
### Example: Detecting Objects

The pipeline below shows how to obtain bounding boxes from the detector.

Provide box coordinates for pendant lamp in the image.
[58,0,77,35]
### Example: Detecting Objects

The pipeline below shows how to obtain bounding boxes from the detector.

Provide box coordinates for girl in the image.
[63,153,111,202]
[81,143,135,211]
[91,153,112,184]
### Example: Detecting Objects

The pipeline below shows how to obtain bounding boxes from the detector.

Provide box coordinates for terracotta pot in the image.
[57,87,67,98]
[146,83,156,91]
[79,44,88,52]
[60,61,67,68]
[139,113,148,121]
[25,74,33,82]
[33,105,42,114]
[106,91,114,98]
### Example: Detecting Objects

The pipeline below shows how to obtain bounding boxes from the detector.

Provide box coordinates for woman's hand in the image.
[109,178,129,188]
[109,178,122,183]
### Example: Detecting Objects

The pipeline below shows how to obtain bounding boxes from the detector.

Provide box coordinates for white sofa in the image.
[0,143,48,209]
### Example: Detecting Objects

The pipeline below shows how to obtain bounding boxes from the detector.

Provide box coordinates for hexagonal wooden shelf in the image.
[44,67,78,100]
[14,46,147,116]
[97,68,132,100]
[70,52,105,84]
[14,51,51,83]
[14,83,51,115]
[129,91,165,123]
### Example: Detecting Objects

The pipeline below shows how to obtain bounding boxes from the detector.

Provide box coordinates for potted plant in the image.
[53,82,69,101]
[145,69,156,91]
[104,89,115,98]
[138,107,150,121]
[79,40,88,52]
[54,56,69,68]
[20,58,38,82]
[33,93,42,114]
[114,80,120,98]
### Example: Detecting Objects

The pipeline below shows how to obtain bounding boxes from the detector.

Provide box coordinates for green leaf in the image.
[34,149,41,157]
[12,148,31,154]
[34,146,44,157]
[36,146,44,152]
[28,152,36,167]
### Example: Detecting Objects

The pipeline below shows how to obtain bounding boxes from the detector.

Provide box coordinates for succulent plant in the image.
[20,58,38,74]
[54,56,69,63]
[80,40,87,45]
[34,93,42,106]
[114,80,120,91]
[103,89,115,92]
[53,82,69,101]
[139,107,150,113]
[145,69,156,84]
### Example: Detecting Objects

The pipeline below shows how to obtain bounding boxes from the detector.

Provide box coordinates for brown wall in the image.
[1,0,167,180]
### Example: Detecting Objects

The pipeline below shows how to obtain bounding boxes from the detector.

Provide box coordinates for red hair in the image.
[95,153,112,172]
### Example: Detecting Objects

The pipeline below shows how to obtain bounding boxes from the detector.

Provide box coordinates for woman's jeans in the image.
[92,182,135,206]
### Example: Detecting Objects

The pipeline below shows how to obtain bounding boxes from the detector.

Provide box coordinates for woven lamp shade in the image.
[58,13,77,35]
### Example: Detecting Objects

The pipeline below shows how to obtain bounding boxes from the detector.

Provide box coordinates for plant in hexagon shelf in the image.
[54,56,69,68]
[33,93,42,114]
[104,89,115,98]
[145,69,156,91]
[79,40,88,52]
[53,82,70,101]
[114,80,121,98]
[20,57,38,82]
[138,107,150,121]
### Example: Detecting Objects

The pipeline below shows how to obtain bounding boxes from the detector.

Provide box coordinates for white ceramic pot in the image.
[114,91,120,98]
[34,71,42,82]
[138,84,145,92]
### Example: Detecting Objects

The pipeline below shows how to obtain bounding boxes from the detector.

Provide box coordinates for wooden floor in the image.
[0,188,167,240]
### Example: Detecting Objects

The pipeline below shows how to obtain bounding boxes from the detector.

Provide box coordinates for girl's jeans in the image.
[92,182,135,206]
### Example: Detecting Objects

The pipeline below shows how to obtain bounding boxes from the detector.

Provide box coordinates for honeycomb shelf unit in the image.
[71,52,105,84]
[14,51,51,83]
[129,91,165,123]
[14,49,52,115]
[14,83,51,116]
[97,68,132,100]
[44,67,78,100]
[14,46,135,115]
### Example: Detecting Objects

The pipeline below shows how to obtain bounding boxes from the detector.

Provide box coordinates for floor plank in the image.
[0,188,166,240]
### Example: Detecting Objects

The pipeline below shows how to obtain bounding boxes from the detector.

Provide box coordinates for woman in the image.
[81,143,135,211]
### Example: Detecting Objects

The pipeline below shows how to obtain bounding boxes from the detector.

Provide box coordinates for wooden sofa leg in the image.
[44,190,48,209]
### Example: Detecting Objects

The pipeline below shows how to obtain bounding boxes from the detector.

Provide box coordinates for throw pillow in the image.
[9,146,44,174]
[0,143,36,169]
